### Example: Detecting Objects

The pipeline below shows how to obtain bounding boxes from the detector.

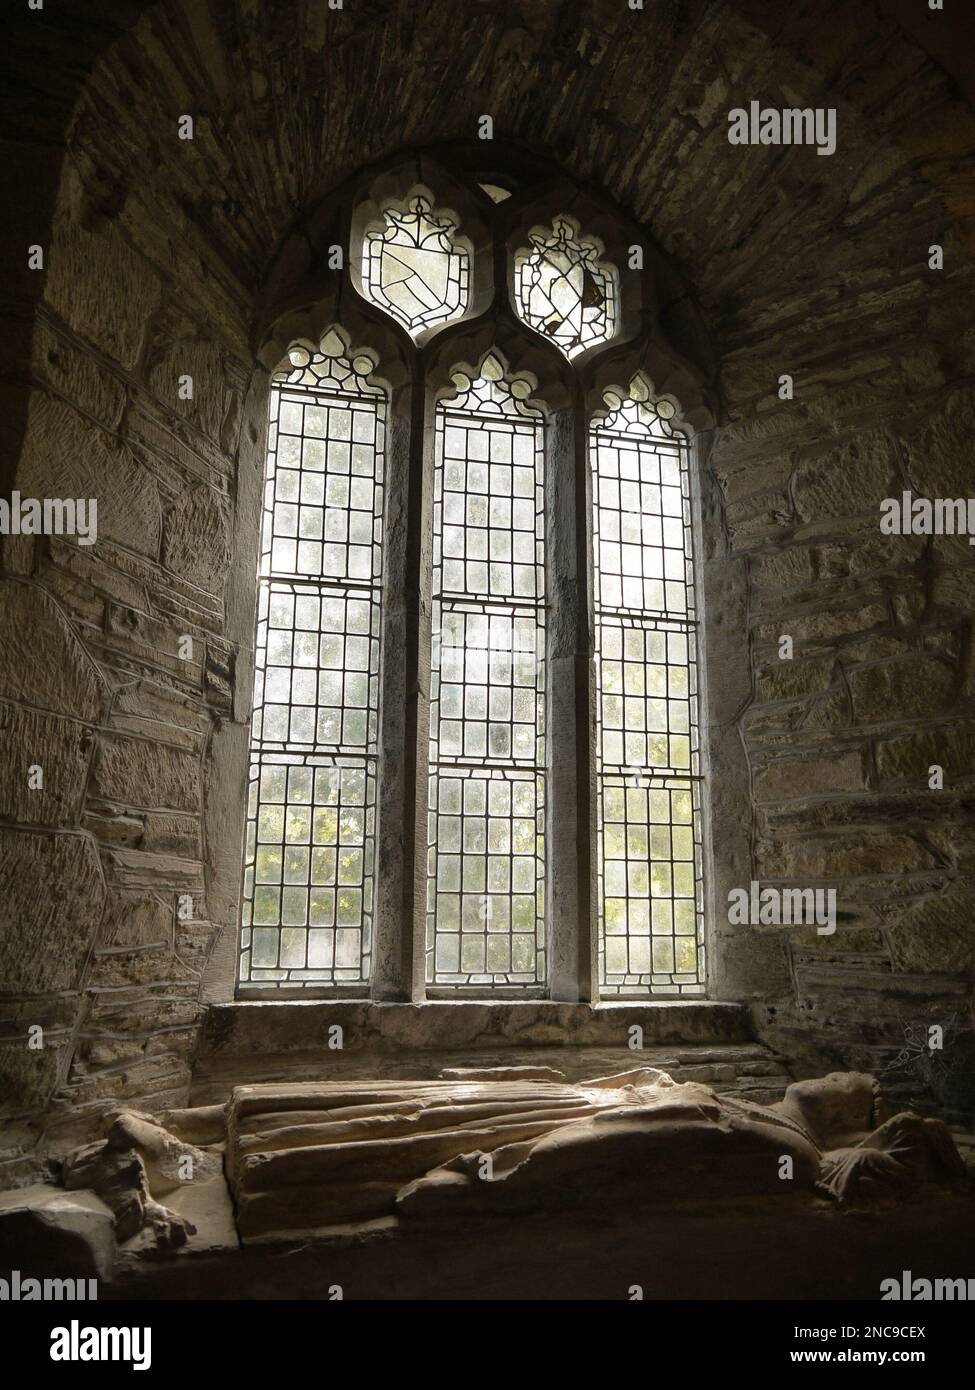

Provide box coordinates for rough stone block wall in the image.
[707,383,975,1122]
[0,159,252,1148]
[1,0,973,1164]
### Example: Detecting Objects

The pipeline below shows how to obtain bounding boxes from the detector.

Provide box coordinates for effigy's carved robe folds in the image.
[59,1067,965,1247]
[221,1067,963,1239]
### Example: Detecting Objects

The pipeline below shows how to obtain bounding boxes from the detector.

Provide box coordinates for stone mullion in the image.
[546,397,596,1001]
[370,370,429,1000]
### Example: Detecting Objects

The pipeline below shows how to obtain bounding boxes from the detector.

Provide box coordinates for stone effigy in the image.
[48,1068,965,1251]
[224,1068,965,1237]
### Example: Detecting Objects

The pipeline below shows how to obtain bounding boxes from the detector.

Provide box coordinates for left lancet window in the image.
[238,333,386,990]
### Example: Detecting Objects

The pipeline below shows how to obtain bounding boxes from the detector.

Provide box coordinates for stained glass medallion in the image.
[361,194,470,335]
[514,216,618,358]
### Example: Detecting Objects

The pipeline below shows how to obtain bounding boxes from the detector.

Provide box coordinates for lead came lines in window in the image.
[238,343,385,989]
[514,216,618,359]
[592,395,705,995]
[426,367,546,990]
[361,194,470,336]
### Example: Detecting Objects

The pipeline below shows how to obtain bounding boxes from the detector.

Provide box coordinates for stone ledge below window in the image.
[201,997,749,1058]
[200,1000,745,1050]
[191,999,788,1109]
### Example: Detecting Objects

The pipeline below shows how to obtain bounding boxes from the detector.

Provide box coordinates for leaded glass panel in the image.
[361,194,470,335]
[514,217,617,358]
[426,361,546,989]
[591,393,705,995]
[238,338,385,989]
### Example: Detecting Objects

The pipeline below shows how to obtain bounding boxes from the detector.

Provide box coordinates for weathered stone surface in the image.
[0,1036,66,1115]
[0,578,106,720]
[752,602,888,645]
[91,733,200,817]
[98,891,173,949]
[91,734,201,813]
[112,678,206,741]
[876,722,975,783]
[798,925,887,955]
[0,705,92,828]
[19,394,162,559]
[0,1185,115,1278]
[83,809,145,848]
[142,813,200,858]
[757,655,835,703]
[793,431,899,524]
[885,891,975,975]
[849,531,924,576]
[758,833,935,881]
[101,605,206,689]
[909,387,975,499]
[162,485,232,595]
[84,942,198,991]
[848,656,956,724]
[751,547,815,592]
[31,320,127,433]
[933,565,975,611]
[44,161,162,370]
[103,847,204,892]
[0,828,104,993]
[202,1000,752,1056]
[753,750,865,803]
[149,339,242,454]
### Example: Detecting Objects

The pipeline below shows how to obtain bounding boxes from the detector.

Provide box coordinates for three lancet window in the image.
[238,175,705,999]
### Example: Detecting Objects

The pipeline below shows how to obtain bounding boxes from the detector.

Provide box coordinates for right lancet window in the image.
[591,388,705,996]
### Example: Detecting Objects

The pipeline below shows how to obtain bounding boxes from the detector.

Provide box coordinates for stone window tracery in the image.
[237,169,707,1003]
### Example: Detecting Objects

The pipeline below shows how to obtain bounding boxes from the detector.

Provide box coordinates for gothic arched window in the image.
[237,160,707,1002]
[427,358,547,989]
[238,334,385,989]
[591,387,704,995]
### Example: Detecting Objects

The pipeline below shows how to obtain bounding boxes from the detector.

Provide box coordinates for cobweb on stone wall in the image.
[878,1012,971,1120]
[514,216,617,358]
[361,195,470,335]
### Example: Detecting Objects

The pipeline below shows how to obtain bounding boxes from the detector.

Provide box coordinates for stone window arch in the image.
[229,151,714,1003]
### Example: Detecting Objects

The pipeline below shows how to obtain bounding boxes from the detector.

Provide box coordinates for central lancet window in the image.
[237,161,709,1001]
[426,357,546,990]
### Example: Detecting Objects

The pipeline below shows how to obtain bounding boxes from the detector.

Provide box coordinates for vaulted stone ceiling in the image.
[7,0,975,369]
